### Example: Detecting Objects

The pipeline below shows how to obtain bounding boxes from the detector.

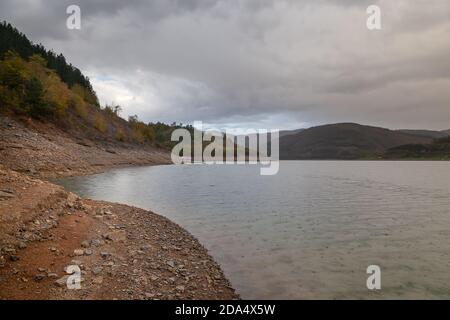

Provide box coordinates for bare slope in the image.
[0,116,171,179]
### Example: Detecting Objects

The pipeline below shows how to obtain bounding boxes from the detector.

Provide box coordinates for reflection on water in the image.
[56,161,450,299]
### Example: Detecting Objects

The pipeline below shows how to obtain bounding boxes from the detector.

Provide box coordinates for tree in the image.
[113,105,122,116]
[0,21,98,105]
[25,77,51,118]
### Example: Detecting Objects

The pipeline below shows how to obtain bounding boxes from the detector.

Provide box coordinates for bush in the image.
[115,128,127,142]
[93,115,106,133]
[25,77,54,118]
[69,94,88,119]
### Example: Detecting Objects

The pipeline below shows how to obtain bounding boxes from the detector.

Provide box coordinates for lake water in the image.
[56,161,450,299]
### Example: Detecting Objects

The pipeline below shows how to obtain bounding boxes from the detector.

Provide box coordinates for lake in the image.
[56,161,450,299]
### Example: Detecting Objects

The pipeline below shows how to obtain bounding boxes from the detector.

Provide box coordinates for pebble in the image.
[90,239,102,247]
[34,274,46,281]
[92,276,103,284]
[92,266,103,275]
[0,191,14,199]
[55,275,69,287]
[176,285,185,292]
[73,249,84,256]
[4,247,16,254]
[166,260,175,268]
[18,242,27,249]
[70,259,82,266]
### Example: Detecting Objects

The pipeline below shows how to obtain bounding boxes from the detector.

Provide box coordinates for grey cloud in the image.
[1,0,449,129]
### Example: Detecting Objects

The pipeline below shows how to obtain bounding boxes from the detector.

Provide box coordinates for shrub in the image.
[93,115,106,133]
[115,128,127,142]
[25,77,54,118]
[69,94,88,119]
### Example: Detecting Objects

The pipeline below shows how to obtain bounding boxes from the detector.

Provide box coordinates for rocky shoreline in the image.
[0,116,172,179]
[0,116,239,300]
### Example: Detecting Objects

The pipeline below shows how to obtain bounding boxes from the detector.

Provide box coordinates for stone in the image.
[100,252,110,259]
[84,249,93,256]
[92,276,103,284]
[66,193,79,207]
[176,285,185,292]
[73,249,84,256]
[70,259,83,266]
[103,230,126,242]
[34,273,46,281]
[18,242,27,249]
[81,241,90,248]
[92,266,103,275]
[3,247,16,254]
[150,275,159,281]
[0,191,14,199]
[55,275,69,287]
[166,260,175,268]
[90,239,103,247]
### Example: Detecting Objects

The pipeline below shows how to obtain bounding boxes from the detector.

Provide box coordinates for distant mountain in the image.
[395,129,449,139]
[279,128,305,138]
[279,123,433,160]
[232,129,303,149]
[383,136,450,160]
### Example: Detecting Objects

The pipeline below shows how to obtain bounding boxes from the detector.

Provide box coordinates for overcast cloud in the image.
[1,0,450,130]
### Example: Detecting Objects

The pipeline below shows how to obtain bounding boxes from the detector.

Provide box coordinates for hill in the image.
[279,123,433,160]
[0,22,191,149]
[0,22,185,176]
[395,129,449,139]
[0,21,97,104]
[383,136,450,160]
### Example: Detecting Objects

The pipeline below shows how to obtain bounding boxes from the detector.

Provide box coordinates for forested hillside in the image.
[0,21,96,104]
[0,21,190,149]
[383,136,450,160]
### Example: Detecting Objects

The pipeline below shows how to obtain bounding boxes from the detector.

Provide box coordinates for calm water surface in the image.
[56,161,450,299]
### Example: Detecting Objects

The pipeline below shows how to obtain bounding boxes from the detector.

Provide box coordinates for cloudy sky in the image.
[1,0,450,130]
